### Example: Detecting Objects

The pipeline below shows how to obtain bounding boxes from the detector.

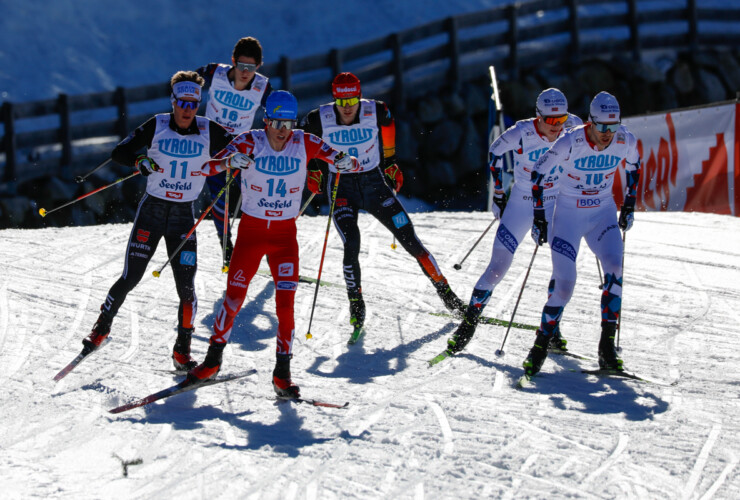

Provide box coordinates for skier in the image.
[445,88,582,355]
[82,71,233,370]
[299,72,464,341]
[195,36,273,264]
[522,91,641,380]
[188,90,359,398]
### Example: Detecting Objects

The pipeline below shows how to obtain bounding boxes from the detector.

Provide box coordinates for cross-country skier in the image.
[195,37,272,264]
[445,88,582,355]
[299,72,464,342]
[82,71,233,370]
[188,90,359,398]
[522,91,641,380]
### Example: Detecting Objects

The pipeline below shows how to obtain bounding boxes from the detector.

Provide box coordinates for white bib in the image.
[205,64,268,134]
[319,100,380,173]
[146,114,211,202]
[239,129,309,220]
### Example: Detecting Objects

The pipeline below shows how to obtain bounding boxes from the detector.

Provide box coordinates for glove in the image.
[384,163,403,192]
[225,152,254,170]
[135,154,160,177]
[492,192,507,219]
[307,168,323,194]
[333,152,358,172]
[619,197,635,231]
[531,208,548,246]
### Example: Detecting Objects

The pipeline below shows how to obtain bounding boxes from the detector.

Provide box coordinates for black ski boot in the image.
[523,331,551,377]
[433,280,465,313]
[446,305,483,354]
[172,327,198,371]
[187,341,225,383]
[348,291,366,329]
[549,326,568,353]
[273,353,300,398]
[598,322,624,371]
[82,310,113,352]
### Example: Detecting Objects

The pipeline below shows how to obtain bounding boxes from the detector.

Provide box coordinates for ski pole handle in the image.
[39,170,140,217]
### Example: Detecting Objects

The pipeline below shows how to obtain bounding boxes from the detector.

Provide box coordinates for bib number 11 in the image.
[169,161,188,179]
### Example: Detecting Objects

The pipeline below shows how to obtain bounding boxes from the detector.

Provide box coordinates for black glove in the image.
[619,196,636,231]
[492,192,507,219]
[135,154,160,177]
[531,209,548,246]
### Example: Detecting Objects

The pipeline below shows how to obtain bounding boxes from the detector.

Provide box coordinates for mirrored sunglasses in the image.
[174,98,199,110]
[268,119,297,130]
[335,97,360,107]
[592,121,620,133]
[541,114,568,126]
[236,62,258,72]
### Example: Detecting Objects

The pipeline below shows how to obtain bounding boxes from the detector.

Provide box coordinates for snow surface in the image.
[0,0,509,103]
[1,210,739,498]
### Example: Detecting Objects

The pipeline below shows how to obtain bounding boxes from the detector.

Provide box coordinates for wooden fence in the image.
[1,0,738,194]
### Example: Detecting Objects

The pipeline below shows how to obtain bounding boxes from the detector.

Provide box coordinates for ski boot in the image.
[433,280,465,314]
[549,326,568,353]
[273,353,300,398]
[523,330,551,377]
[598,322,623,371]
[172,326,198,371]
[446,305,483,354]
[347,291,366,344]
[82,310,113,352]
[187,341,225,383]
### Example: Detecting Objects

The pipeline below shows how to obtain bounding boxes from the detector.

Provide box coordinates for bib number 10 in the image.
[266,178,287,197]
[169,161,188,179]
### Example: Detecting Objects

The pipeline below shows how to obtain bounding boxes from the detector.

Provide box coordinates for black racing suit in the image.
[104,115,232,330]
[300,101,460,313]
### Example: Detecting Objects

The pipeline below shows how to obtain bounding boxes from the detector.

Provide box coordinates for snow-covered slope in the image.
[1,211,739,498]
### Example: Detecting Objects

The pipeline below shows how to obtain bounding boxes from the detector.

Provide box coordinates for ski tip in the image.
[347,327,366,345]
[427,350,451,367]
[516,373,533,388]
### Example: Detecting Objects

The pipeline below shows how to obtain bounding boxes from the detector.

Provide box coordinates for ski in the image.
[579,368,678,387]
[516,373,534,388]
[347,326,366,345]
[548,347,597,362]
[108,369,257,414]
[427,349,453,367]
[430,311,538,331]
[278,396,349,409]
[53,339,110,382]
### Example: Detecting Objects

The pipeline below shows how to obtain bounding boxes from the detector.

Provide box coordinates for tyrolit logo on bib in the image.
[157,138,205,158]
[255,156,301,176]
[213,90,255,111]
[327,128,374,146]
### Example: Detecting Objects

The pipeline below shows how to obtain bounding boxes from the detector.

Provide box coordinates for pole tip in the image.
[495,349,505,357]
[152,271,160,277]
[453,264,462,270]
[221,265,229,273]
[306,332,313,339]
[38,208,47,217]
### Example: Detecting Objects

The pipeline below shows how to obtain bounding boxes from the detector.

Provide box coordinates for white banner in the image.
[617,102,739,216]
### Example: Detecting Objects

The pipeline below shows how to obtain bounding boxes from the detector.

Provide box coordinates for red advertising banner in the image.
[615,102,739,216]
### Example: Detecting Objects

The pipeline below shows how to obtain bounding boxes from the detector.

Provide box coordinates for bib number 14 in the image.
[266,178,287,197]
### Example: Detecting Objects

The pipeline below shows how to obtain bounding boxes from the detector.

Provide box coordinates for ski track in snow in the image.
[1,211,740,498]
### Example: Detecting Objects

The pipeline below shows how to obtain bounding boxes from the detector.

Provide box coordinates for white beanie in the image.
[589,91,620,122]
[536,88,567,116]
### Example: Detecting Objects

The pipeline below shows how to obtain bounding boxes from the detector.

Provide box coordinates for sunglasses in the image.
[335,97,360,107]
[173,98,199,110]
[592,121,620,133]
[541,114,568,126]
[268,119,297,130]
[236,62,258,72]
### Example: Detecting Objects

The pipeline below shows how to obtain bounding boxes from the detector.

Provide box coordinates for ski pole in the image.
[221,168,231,273]
[454,218,497,270]
[616,231,626,351]
[39,170,141,217]
[297,193,316,218]
[305,173,341,339]
[152,174,237,278]
[228,181,243,233]
[74,158,112,183]
[596,256,604,289]
[391,189,398,250]
[495,244,538,356]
